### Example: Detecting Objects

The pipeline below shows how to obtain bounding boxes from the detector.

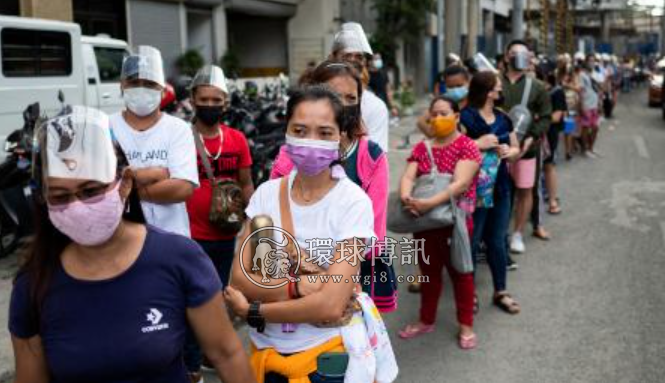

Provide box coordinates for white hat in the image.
[332,22,373,56]
[44,106,117,184]
[121,45,166,88]
[190,65,228,94]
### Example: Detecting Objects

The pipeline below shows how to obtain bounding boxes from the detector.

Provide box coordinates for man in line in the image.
[501,40,552,255]
[331,22,390,153]
[111,46,198,237]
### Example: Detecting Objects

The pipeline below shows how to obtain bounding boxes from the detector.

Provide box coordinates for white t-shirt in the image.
[362,89,390,153]
[245,171,375,354]
[110,112,199,237]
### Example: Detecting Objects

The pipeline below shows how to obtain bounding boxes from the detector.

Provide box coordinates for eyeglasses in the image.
[46,180,118,207]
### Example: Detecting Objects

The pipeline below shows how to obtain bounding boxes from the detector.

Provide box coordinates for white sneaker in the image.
[584,151,598,159]
[510,233,526,254]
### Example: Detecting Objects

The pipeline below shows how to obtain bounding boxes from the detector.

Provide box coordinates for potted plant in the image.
[176,49,204,77]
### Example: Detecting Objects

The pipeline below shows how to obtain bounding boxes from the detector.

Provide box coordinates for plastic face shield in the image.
[333,22,373,56]
[190,65,229,94]
[121,45,165,88]
[471,53,498,73]
[42,106,117,185]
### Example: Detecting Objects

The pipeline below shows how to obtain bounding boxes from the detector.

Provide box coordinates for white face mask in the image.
[123,87,162,117]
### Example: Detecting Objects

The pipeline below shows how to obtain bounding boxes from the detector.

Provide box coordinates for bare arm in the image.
[552,110,564,124]
[138,179,195,204]
[400,162,418,201]
[12,336,49,383]
[238,168,255,204]
[133,167,169,187]
[230,221,291,303]
[188,293,256,383]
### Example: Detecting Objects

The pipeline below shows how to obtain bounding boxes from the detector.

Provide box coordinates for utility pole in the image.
[661,0,665,54]
[512,0,525,40]
[438,0,445,71]
[467,0,480,58]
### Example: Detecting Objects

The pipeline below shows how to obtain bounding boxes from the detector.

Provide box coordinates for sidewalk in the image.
[0,256,19,382]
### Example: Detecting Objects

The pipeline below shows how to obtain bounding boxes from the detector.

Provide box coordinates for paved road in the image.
[2,92,665,382]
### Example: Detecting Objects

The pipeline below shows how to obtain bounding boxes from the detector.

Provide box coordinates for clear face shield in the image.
[40,106,117,187]
[190,65,229,95]
[509,46,531,71]
[471,53,498,73]
[121,45,166,88]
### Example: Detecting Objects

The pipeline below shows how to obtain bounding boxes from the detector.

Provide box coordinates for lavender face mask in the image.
[285,135,340,177]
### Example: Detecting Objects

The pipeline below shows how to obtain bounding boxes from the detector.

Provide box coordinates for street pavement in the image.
[1,91,665,382]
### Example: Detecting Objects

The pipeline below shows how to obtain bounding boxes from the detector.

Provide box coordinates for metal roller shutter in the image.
[128,0,182,77]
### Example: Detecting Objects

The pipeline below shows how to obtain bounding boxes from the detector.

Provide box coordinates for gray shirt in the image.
[580,71,599,111]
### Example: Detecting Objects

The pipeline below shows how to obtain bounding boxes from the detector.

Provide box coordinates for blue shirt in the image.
[460,107,514,194]
[9,226,221,383]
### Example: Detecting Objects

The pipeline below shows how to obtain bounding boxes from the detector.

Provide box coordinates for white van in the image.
[0,15,129,149]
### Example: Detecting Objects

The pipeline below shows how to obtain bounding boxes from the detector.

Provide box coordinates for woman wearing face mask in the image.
[184,65,255,381]
[460,71,522,316]
[417,65,471,138]
[271,60,395,313]
[224,86,398,383]
[397,96,481,349]
[9,106,255,383]
[110,45,198,238]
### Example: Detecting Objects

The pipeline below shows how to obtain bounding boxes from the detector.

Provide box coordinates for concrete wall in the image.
[227,13,288,76]
[287,0,340,80]
[20,0,73,21]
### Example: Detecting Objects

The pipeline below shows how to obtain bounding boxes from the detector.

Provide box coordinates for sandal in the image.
[532,227,551,241]
[398,323,434,339]
[458,333,477,350]
[493,293,521,315]
[408,281,421,294]
[548,202,562,215]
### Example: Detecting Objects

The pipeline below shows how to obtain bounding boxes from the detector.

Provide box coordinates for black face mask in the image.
[195,105,223,126]
[342,104,361,133]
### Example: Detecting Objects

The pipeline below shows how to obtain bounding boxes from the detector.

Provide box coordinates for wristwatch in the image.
[247,301,265,333]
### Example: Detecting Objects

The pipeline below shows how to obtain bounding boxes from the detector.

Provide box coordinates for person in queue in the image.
[184,65,255,381]
[580,54,602,158]
[542,68,567,215]
[110,45,199,237]
[417,65,471,137]
[271,60,395,312]
[9,106,255,383]
[460,71,522,315]
[331,22,390,153]
[224,85,398,383]
[397,96,481,349]
[500,40,552,254]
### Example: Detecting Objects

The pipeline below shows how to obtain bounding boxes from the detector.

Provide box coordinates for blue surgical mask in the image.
[374,59,384,69]
[446,87,468,102]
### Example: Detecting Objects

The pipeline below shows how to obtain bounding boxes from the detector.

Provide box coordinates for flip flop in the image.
[533,229,551,241]
[493,293,521,315]
[458,333,477,350]
[398,323,435,339]
[548,205,562,215]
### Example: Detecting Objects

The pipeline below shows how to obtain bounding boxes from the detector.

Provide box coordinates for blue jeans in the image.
[472,187,511,292]
[184,238,236,373]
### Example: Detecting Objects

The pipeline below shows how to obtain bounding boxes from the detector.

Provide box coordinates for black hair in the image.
[443,65,470,80]
[429,95,460,113]
[505,39,530,53]
[467,71,499,109]
[286,85,345,133]
[299,60,364,139]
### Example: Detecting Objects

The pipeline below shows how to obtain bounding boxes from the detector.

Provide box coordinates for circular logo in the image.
[239,226,301,289]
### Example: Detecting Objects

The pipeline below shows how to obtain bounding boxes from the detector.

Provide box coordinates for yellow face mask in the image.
[431,115,457,138]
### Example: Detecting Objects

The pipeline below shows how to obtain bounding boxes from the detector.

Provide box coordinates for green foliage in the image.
[371,0,434,66]
[176,49,205,77]
[396,81,416,109]
[220,50,241,79]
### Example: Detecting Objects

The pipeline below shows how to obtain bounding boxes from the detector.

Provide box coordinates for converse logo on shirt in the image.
[142,308,170,333]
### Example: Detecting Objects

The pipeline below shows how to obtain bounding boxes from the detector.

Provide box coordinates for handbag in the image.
[449,193,474,274]
[192,126,245,233]
[387,140,454,234]
[475,151,500,208]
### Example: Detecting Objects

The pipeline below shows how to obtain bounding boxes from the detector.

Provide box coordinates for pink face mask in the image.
[48,183,125,247]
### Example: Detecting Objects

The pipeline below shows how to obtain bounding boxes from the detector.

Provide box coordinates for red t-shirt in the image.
[407,135,481,214]
[186,125,252,240]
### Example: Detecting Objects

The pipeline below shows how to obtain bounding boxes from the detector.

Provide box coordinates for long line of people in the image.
[7,18,612,383]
